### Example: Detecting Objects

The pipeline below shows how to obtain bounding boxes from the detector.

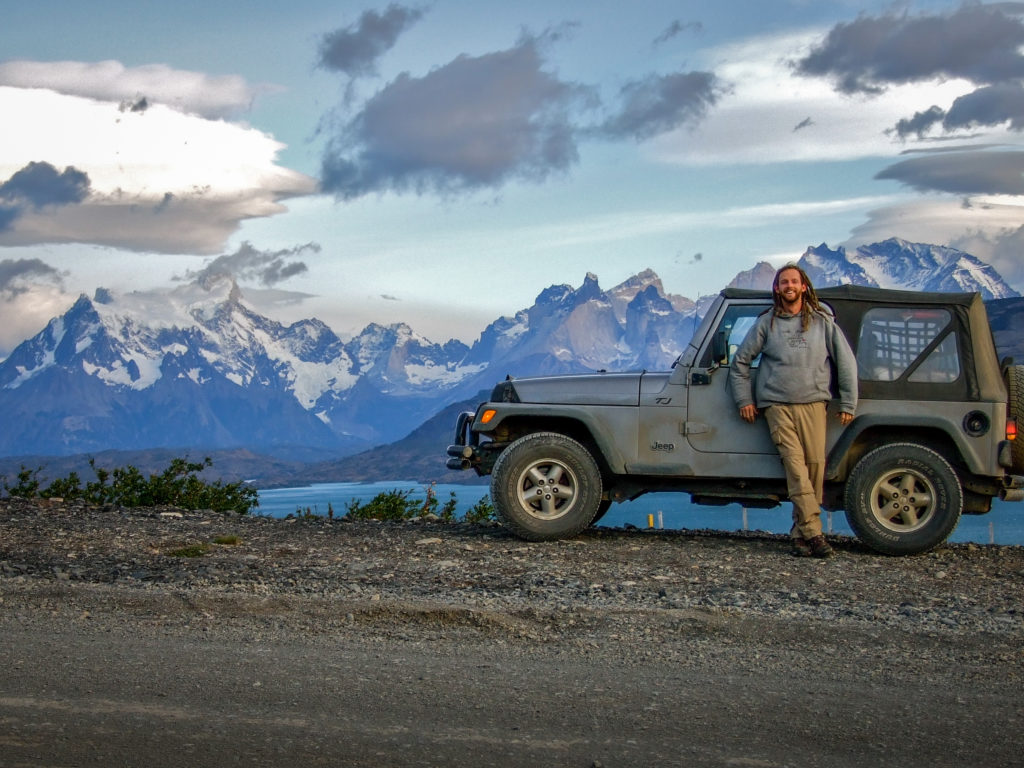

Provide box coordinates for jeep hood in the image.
[504,372,659,406]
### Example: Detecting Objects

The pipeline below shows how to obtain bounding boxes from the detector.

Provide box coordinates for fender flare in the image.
[827,413,973,480]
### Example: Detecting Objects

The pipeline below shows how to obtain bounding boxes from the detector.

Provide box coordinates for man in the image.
[729,264,857,558]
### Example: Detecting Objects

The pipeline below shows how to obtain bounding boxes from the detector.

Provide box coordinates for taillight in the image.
[1008,418,1018,441]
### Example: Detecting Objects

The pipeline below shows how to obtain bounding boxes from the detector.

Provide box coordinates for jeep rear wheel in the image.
[490,432,602,541]
[1005,364,1024,473]
[844,443,963,556]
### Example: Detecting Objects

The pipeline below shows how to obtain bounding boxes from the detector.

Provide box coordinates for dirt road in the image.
[1,500,1022,766]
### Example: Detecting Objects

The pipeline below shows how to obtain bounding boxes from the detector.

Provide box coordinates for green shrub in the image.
[342,487,494,524]
[167,543,210,558]
[1,457,259,514]
[463,495,496,524]
[4,466,42,498]
[345,488,418,520]
[419,484,458,521]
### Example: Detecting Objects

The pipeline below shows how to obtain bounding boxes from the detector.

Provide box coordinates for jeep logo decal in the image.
[650,441,675,452]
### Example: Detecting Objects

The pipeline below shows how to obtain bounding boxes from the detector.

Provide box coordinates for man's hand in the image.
[739,404,758,423]
[838,411,853,426]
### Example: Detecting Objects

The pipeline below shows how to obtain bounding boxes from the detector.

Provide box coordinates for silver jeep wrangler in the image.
[447,286,1024,555]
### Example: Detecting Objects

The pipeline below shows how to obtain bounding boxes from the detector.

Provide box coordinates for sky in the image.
[1,0,1024,356]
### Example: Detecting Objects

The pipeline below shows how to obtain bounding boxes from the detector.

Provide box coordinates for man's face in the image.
[775,269,806,306]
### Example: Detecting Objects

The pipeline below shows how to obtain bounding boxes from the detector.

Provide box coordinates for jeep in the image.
[446,285,1024,555]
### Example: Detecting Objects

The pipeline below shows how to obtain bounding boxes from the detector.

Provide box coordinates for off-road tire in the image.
[490,432,602,541]
[844,442,963,556]
[1005,364,1024,474]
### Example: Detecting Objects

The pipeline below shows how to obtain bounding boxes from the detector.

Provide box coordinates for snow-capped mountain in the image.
[801,238,1019,299]
[0,239,1019,459]
[0,276,481,456]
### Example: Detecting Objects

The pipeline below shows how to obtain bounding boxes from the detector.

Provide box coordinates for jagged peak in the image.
[610,269,663,296]
[728,262,776,290]
[534,283,574,305]
[574,272,604,302]
[626,283,672,311]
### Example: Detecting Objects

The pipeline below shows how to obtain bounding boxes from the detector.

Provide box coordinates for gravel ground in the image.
[2,498,1023,766]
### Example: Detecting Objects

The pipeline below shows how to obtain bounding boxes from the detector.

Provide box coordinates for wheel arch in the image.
[486,413,622,480]
[828,417,971,482]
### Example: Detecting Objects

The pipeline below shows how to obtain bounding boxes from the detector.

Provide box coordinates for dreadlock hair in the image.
[771,263,825,331]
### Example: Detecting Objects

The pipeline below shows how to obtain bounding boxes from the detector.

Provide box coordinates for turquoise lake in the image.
[257,481,1024,546]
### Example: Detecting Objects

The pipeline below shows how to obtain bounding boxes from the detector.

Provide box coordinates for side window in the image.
[857,308,960,383]
[908,333,960,383]
[700,305,768,367]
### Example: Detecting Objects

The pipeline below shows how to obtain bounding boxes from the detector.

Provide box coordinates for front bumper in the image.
[445,410,479,471]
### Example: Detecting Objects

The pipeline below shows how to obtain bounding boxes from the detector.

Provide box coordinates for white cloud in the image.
[0,59,264,119]
[514,194,900,250]
[0,85,316,253]
[0,282,74,356]
[650,29,982,166]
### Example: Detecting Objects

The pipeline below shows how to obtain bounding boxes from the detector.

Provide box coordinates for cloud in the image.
[320,32,591,198]
[598,70,721,141]
[952,222,1024,288]
[0,86,316,253]
[653,20,703,46]
[0,161,90,209]
[182,241,318,288]
[943,83,1024,132]
[0,257,69,356]
[876,148,1024,196]
[649,28,971,167]
[0,206,18,231]
[892,105,946,139]
[796,5,1024,94]
[0,60,261,119]
[120,96,150,114]
[0,257,63,296]
[0,161,91,233]
[317,4,425,78]
[797,5,1024,135]
[319,26,724,198]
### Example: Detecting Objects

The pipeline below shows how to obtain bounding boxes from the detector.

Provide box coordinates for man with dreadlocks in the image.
[729,264,857,558]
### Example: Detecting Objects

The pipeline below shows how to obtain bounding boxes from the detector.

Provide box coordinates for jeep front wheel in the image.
[844,443,963,556]
[490,432,602,541]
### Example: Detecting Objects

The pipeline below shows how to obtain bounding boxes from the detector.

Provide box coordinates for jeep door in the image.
[684,300,780,470]
[632,299,780,479]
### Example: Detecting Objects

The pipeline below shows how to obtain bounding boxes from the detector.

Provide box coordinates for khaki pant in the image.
[764,402,827,540]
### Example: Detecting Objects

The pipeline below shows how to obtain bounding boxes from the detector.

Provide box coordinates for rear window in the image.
[856,308,960,383]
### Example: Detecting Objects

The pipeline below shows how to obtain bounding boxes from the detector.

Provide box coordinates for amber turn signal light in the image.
[480,409,497,424]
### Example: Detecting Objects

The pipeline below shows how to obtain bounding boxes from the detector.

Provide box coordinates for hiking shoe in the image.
[790,537,812,557]
[807,535,834,558]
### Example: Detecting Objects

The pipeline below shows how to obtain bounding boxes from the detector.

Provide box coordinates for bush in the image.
[464,495,496,524]
[345,488,418,520]
[343,487,495,524]
[0,457,259,514]
[167,543,211,558]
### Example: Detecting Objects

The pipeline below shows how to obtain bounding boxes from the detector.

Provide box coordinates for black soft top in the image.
[722,285,979,305]
[719,286,1004,403]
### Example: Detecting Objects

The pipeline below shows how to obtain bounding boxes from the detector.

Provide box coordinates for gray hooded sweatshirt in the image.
[729,307,858,414]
